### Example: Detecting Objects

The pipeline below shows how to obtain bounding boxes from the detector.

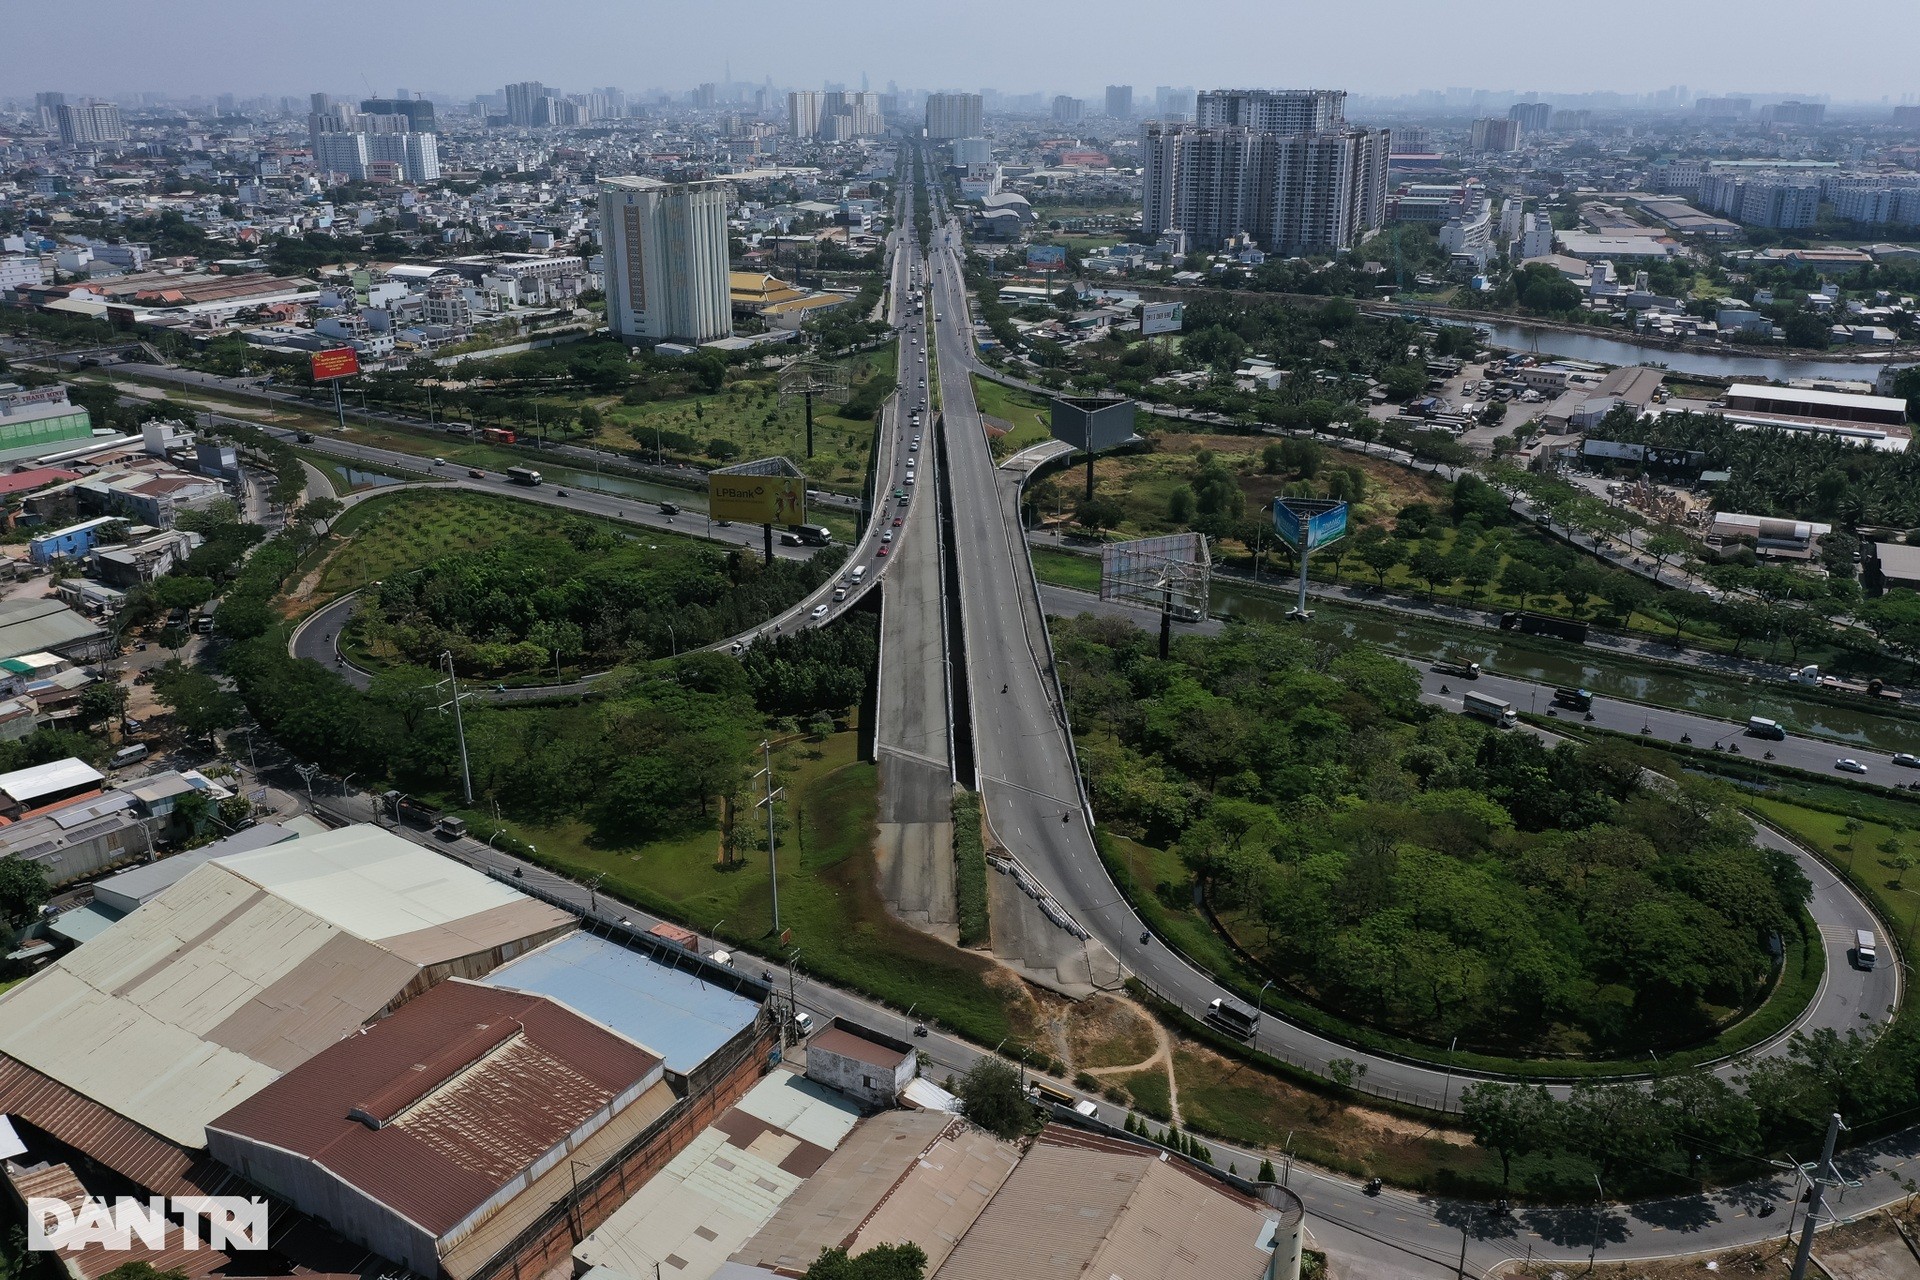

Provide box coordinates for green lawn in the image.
[605,347,897,492]
[473,734,1022,1048]
[1030,548,1102,592]
[971,375,1053,458]
[1751,783,1920,960]
[311,489,683,603]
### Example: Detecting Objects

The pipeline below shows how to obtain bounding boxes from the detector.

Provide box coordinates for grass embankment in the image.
[1750,779,1920,962]
[1101,815,1824,1080]
[952,791,989,947]
[972,375,1052,459]
[307,489,670,606]
[603,347,897,492]
[289,447,419,494]
[480,734,1020,1048]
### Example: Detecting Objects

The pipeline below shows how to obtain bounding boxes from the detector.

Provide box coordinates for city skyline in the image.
[7,0,1920,104]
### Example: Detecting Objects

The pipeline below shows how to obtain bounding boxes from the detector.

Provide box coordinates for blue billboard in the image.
[1273,499,1349,552]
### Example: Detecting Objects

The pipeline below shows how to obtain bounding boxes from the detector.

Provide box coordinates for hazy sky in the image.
[9,0,1917,104]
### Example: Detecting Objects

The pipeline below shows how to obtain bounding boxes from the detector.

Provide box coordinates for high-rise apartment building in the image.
[925,93,983,140]
[598,176,733,346]
[55,100,125,146]
[34,92,64,134]
[505,81,555,127]
[312,130,439,183]
[1052,96,1083,124]
[1469,117,1523,153]
[1764,100,1827,127]
[360,98,435,131]
[1105,85,1133,119]
[823,91,882,136]
[788,90,823,138]
[1507,102,1552,134]
[1195,88,1345,133]
[1142,88,1387,257]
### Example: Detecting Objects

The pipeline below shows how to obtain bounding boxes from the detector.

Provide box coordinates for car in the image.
[467,468,485,478]
[905,475,915,485]
[913,435,921,444]
[910,442,919,452]
[919,378,926,386]
[881,531,893,543]
[877,545,889,556]
[1897,754,1920,768]
[556,488,569,496]
[432,457,445,466]
[810,604,829,620]
[1836,758,1869,774]
[892,516,903,527]
[729,641,745,655]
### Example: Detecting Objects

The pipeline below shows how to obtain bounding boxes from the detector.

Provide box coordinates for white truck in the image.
[1856,929,1877,971]
[1462,690,1518,728]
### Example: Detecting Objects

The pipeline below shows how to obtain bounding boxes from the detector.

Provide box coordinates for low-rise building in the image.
[804,1021,916,1108]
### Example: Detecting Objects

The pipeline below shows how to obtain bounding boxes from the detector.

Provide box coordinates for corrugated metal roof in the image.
[733,1110,952,1273]
[0,601,105,664]
[6,1160,229,1280]
[932,1127,1278,1280]
[807,1027,911,1071]
[575,1070,859,1280]
[0,757,103,805]
[92,826,293,912]
[0,825,575,1167]
[209,980,664,1238]
[847,1122,1020,1274]
[0,1054,225,1197]
[215,825,562,944]
[481,933,760,1075]
[732,1073,861,1153]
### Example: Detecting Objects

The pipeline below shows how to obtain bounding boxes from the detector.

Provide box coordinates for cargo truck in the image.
[1552,687,1593,712]
[1856,929,1877,970]
[1500,611,1588,644]
[1746,716,1787,741]
[1463,690,1519,727]
[1431,660,1481,680]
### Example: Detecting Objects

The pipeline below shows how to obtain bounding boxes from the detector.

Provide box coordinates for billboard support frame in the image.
[1099,533,1211,659]
[710,456,808,564]
[1272,498,1349,620]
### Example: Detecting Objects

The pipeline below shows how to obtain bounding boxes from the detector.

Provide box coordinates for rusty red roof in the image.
[0,1053,228,1198]
[208,980,662,1237]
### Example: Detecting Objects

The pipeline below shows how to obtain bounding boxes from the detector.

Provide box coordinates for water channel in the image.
[1208,579,1920,754]
[1466,319,1895,384]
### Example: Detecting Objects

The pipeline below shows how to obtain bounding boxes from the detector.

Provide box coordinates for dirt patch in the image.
[1065,994,1160,1071]
[983,966,1052,1047]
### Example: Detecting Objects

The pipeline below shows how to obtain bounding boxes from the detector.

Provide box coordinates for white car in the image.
[1836,758,1869,774]
[810,604,830,620]
[910,442,919,452]
[881,531,894,543]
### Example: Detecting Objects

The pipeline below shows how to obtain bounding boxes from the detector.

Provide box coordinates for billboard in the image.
[1025,244,1067,272]
[1273,499,1349,553]
[1100,533,1211,618]
[1049,396,1139,454]
[709,456,807,524]
[310,347,360,381]
[1140,301,1185,336]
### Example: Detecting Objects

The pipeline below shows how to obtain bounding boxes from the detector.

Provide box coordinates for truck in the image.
[1552,686,1593,712]
[506,466,543,486]
[1856,929,1878,971]
[1500,612,1588,644]
[1206,998,1258,1040]
[786,524,833,546]
[1463,690,1519,728]
[1746,716,1787,741]
[646,922,699,951]
[1431,660,1481,680]
[1787,665,1902,703]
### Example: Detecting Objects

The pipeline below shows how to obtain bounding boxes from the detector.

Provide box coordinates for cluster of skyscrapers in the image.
[305,93,440,183]
[502,81,625,128]
[1141,88,1389,257]
[787,90,883,139]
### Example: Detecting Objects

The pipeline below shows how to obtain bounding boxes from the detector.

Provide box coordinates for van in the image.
[111,744,149,769]
[833,586,848,602]
[1856,929,1878,970]
[850,565,867,583]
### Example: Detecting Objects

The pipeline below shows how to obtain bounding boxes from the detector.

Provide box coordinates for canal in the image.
[1468,319,1892,384]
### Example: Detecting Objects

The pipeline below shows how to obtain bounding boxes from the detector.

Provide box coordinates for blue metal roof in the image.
[481,932,759,1075]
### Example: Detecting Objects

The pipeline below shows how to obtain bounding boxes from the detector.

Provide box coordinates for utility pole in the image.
[754,740,785,933]
[1789,1112,1844,1280]
[432,651,475,805]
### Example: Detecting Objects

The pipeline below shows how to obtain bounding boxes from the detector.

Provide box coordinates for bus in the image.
[506,466,543,486]
[1206,998,1257,1040]
[482,427,517,445]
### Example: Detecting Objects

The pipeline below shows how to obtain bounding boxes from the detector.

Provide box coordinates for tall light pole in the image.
[434,651,475,805]
[1439,1035,1460,1113]
[1255,980,1273,1035]
[754,740,785,933]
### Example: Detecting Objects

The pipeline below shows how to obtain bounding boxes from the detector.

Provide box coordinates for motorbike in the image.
[1139,930,1151,945]
[1364,1178,1383,1196]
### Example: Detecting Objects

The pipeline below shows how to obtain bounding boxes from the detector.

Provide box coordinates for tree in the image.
[1258,1157,1277,1182]
[1354,528,1404,589]
[1074,496,1125,533]
[802,1244,927,1280]
[1459,1082,1558,1185]
[149,661,243,742]
[955,1057,1030,1138]
[1562,1080,1672,1182]
[1651,1070,1758,1167]
[77,680,129,732]
[1408,544,1457,596]
[0,857,48,926]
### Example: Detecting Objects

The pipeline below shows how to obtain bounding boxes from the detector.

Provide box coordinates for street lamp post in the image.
[1587,1174,1605,1273]
[1255,980,1273,1035]
[1439,1035,1459,1113]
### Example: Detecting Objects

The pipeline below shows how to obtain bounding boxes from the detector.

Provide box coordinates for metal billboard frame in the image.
[1271,498,1349,619]
[1100,532,1211,656]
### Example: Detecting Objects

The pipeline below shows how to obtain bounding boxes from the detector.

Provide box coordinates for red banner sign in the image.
[310,347,360,381]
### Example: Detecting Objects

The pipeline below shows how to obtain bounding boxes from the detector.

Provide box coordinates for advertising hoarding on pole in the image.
[709,456,807,524]
[1139,301,1185,336]
[1025,245,1067,271]
[310,348,360,381]
[1272,499,1349,553]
